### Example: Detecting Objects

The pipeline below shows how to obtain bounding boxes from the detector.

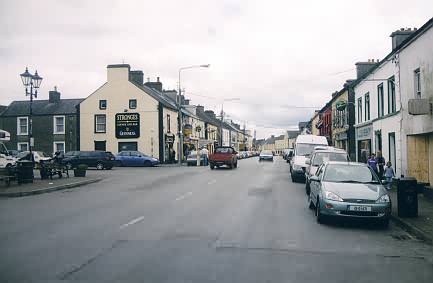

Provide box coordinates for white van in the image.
[290,135,328,182]
[0,130,17,168]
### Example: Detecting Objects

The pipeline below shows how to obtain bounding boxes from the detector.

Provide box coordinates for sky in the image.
[1,0,432,139]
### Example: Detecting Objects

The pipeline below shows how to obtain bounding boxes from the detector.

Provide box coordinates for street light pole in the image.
[177,64,210,165]
[20,68,42,164]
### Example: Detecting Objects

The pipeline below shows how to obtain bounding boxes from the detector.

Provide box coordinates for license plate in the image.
[349,205,372,212]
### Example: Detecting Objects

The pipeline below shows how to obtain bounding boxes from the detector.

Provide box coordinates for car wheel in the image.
[316,200,324,224]
[379,218,390,229]
[144,160,152,167]
[305,181,310,195]
[96,162,104,170]
[210,164,215,170]
[291,173,296,183]
[6,163,12,168]
[308,194,315,210]
[229,162,233,169]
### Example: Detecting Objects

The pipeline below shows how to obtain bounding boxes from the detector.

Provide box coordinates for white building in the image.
[354,18,433,182]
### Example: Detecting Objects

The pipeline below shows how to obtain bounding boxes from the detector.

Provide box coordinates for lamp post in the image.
[177,64,210,165]
[219,98,240,146]
[20,67,43,163]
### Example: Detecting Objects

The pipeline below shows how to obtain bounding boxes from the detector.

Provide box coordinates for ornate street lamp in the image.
[20,67,43,163]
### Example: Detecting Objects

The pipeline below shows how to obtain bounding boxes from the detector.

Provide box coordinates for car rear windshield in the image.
[215,148,231,154]
[312,152,348,166]
[296,144,326,156]
[323,164,379,183]
[261,150,272,155]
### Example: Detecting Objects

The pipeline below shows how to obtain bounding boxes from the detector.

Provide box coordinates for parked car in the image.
[290,135,328,183]
[16,151,51,166]
[305,147,349,195]
[62,151,116,170]
[209,146,238,169]
[116,151,159,167]
[259,150,274,161]
[308,161,391,227]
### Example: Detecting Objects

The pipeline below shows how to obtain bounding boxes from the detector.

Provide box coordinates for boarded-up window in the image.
[407,135,429,183]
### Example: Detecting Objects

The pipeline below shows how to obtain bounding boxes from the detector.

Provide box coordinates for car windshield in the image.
[323,164,380,183]
[16,151,30,159]
[296,144,325,156]
[261,150,272,155]
[312,152,348,166]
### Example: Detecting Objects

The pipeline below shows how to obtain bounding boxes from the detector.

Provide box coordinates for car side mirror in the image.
[305,159,311,165]
[310,176,320,182]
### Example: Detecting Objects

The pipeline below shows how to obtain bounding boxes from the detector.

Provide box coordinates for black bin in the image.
[395,177,418,217]
[16,161,34,184]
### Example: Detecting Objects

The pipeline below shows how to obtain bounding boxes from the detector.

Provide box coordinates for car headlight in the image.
[293,164,302,171]
[324,191,344,202]
[376,194,390,203]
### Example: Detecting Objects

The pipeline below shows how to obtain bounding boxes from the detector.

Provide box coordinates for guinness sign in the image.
[115,113,140,139]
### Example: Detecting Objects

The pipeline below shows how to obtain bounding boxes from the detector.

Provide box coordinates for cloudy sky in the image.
[1,0,432,138]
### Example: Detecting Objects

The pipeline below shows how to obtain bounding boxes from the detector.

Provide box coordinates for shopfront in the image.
[356,123,372,163]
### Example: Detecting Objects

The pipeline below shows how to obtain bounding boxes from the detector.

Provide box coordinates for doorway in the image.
[389,133,396,174]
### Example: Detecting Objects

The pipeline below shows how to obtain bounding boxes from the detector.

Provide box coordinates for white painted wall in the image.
[398,26,433,177]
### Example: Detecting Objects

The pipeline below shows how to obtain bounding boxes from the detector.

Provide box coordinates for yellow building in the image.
[79,64,179,163]
[310,110,320,136]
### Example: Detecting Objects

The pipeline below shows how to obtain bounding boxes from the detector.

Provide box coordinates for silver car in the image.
[308,161,391,227]
[305,147,349,195]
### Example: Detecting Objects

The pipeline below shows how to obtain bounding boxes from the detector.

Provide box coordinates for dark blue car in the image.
[115,151,160,167]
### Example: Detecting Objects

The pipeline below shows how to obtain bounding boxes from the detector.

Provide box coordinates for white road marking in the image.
[174,191,193,202]
[120,216,145,229]
[208,179,217,185]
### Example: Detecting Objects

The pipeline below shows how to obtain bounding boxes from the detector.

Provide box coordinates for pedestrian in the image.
[384,161,395,189]
[367,153,378,175]
[376,151,386,180]
[201,147,209,166]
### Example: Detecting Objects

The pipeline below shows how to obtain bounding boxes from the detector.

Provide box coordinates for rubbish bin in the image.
[395,177,418,217]
[16,160,34,184]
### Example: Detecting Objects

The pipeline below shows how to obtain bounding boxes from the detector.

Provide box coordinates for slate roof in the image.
[196,111,220,127]
[130,81,178,111]
[1,99,83,117]
[286,130,299,139]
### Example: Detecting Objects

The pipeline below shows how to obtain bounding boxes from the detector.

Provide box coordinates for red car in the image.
[209,146,238,170]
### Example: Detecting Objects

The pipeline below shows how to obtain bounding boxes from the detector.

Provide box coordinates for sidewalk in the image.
[0,171,102,197]
[389,186,433,244]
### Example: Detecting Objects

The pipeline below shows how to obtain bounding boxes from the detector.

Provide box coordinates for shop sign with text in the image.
[115,113,140,138]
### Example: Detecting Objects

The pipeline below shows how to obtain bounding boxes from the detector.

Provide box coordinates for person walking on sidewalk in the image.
[376,151,386,180]
[384,161,395,189]
[367,153,378,175]
[201,147,209,166]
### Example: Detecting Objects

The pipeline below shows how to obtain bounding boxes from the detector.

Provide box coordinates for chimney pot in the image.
[157,77,160,82]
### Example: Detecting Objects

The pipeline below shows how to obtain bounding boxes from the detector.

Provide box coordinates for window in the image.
[414,68,421,98]
[377,83,384,117]
[17,117,28,135]
[364,93,370,121]
[167,114,171,132]
[357,97,362,123]
[94,114,106,133]
[94,140,106,151]
[388,76,396,113]
[53,141,65,153]
[17,142,29,152]
[53,116,65,134]
[99,100,107,110]
[129,99,137,109]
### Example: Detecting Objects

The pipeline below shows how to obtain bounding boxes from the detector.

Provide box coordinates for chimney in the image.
[107,64,130,82]
[344,79,355,88]
[129,70,144,85]
[49,87,61,103]
[355,60,378,79]
[184,99,190,105]
[196,105,205,114]
[144,77,163,92]
[162,90,178,102]
[205,110,216,119]
[390,28,415,50]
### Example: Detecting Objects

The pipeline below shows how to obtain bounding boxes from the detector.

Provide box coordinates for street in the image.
[1,157,432,283]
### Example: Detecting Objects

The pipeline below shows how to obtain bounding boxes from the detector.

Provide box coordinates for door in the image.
[389,133,396,175]
[407,135,429,183]
[118,142,138,152]
[130,151,142,166]
[310,164,324,202]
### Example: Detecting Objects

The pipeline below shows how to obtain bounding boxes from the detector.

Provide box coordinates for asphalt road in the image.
[1,157,432,283]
